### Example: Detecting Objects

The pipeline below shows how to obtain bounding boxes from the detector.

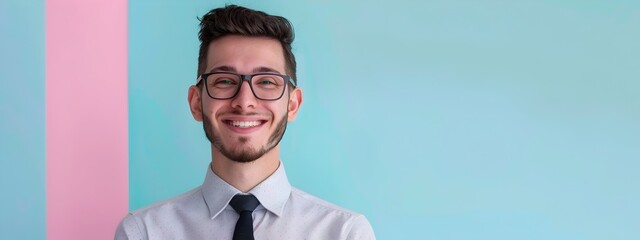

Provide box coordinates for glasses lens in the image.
[206,73,241,99]
[251,74,286,100]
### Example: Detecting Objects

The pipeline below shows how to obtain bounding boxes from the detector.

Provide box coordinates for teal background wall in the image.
[129,0,639,239]
[0,0,46,239]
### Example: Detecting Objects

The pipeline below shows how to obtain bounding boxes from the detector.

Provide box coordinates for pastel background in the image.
[1,0,639,239]
[1,0,45,239]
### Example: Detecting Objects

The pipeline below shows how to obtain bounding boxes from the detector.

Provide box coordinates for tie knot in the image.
[229,194,260,213]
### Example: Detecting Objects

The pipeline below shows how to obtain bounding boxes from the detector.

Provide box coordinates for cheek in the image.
[202,101,223,122]
[271,102,290,119]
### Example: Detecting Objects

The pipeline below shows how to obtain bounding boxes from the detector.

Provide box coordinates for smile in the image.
[224,120,266,128]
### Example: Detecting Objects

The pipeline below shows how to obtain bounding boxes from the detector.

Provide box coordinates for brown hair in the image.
[197,5,297,84]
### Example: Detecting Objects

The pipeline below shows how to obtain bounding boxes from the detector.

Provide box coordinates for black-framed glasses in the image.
[197,72,296,101]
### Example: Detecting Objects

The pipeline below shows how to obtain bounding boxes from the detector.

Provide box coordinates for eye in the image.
[209,77,238,90]
[254,76,280,87]
[258,79,276,85]
[213,78,237,86]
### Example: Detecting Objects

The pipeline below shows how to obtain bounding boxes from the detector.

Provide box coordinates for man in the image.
[115,5,375,240]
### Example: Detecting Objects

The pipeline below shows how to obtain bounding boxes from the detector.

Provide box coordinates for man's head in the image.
[197,5,297,83]
[188,5,302,164]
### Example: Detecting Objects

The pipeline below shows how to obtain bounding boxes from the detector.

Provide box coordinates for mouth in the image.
[223,120,268,129]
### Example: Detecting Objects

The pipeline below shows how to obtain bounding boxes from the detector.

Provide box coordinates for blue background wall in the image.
[129,1,639,239]
[0,0,46,239]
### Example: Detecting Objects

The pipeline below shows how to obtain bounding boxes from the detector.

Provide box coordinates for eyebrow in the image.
[207,65,282,74]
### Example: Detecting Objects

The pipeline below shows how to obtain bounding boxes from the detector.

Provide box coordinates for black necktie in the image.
[229,194,260,240]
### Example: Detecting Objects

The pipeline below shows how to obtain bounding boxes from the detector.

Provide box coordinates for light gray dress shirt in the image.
[115,163,375,239]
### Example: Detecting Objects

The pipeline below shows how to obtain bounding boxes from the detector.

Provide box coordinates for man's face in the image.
[189,35,302,163]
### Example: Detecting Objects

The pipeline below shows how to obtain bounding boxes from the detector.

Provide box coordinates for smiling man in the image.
[115,5,375,240]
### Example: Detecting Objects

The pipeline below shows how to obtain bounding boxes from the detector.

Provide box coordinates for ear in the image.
[287,87,303,121]
[188,85,203,122]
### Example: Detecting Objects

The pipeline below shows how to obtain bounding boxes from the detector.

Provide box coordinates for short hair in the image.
[197,5,297,85]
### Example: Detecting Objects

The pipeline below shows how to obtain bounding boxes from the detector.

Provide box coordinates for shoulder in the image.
[289,187,357,216]
[129,186,203,218]
[115,187,205,240]
[288,187,376,239]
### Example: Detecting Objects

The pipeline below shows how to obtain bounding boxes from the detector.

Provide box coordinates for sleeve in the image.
[114,213,146,240]
[346,215,376,240]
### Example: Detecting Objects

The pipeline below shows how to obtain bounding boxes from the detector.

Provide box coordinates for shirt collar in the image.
[202,162,292,219]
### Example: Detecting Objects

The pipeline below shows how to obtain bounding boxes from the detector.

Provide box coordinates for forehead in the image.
[206,35,286,74]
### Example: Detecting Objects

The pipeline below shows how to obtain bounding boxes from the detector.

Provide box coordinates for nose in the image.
[230,80,258,110]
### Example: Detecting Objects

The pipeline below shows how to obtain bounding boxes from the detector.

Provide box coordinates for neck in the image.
[210,145,281,192]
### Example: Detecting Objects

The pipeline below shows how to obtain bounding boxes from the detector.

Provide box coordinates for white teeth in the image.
[229,120,262,128]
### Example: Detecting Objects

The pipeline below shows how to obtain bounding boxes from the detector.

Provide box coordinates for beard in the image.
[202,112,288,163]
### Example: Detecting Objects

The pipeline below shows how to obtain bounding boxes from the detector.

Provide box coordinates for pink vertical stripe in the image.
[46,0,128,239]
